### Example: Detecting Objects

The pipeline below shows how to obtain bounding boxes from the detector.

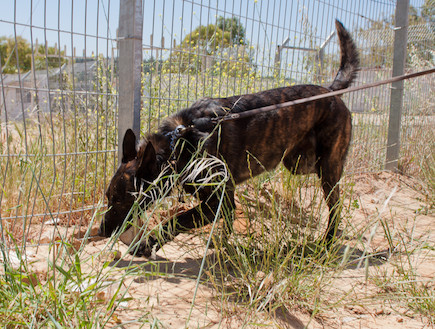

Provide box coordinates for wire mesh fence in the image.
[138,0,434,174]
[1,0,434,249]
[1,1,119,248]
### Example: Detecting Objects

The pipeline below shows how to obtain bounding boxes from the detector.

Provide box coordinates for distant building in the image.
[0,60,100,121]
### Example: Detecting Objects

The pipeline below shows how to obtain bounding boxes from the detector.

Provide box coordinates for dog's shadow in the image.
[112,251,311,329]
[334,244,391,269]
[111,254,206,284]
[110,239,390,283]
[107,240,389,328]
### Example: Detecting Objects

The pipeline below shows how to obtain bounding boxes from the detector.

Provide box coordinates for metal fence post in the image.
[117,0,143,164]
[385,0,410,171]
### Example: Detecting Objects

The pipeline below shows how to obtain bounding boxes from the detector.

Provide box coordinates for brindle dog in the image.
[98,20,359,256]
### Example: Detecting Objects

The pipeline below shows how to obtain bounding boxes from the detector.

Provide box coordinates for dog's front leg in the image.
[132,186,236,257]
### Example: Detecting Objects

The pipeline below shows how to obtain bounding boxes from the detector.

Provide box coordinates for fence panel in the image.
[1,1,119,247]
[140,0,433,174]
[1,0,434,251]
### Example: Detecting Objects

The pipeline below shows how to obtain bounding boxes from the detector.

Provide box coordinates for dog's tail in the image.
[328,20,360,91]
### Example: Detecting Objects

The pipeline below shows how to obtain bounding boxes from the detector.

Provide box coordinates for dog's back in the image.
[161,20,358,133]
[156,19,359,242]
[159,20,358,182]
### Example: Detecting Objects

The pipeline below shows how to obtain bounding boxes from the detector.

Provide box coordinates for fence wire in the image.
[1,0,434,249]
[1,1,118,248]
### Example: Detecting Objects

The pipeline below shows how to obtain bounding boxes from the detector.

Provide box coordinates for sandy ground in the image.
[8,172,434,328]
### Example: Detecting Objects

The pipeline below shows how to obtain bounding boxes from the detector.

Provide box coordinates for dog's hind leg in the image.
[317,139,349,245]
[320,169,342,243]
[282,136,347,246]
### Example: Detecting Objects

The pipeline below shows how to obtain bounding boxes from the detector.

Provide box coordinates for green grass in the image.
[1,157,434,327]
[0,244,114,327]
[0,211,157,328]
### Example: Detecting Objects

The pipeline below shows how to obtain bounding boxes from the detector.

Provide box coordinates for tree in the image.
[0,36,31,73]
[0,36,66,73]
[164,16,253,76]
[181,23,230,52]
[216,17,246,45]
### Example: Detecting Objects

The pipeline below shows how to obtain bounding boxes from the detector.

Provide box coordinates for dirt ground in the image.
[10,172,435,328]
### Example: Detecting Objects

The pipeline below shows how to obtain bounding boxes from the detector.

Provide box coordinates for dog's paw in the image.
[129,236,160,258]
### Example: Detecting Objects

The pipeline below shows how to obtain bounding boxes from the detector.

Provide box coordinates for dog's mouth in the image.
[97,225,111,238]
[98,215,135,238]
[97,219,121,238]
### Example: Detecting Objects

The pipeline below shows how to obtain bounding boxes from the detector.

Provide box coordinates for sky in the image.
[0,0,416,60]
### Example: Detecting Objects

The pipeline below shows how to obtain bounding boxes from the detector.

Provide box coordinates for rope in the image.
[210,67,435,123]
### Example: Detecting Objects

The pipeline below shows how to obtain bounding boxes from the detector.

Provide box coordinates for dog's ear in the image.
[137,141,157,178]
[122,129,137,163]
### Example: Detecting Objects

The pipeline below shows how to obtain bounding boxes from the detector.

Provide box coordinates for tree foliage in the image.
[359,2,434,68]
[0,36,31,73]
[216,16,246,45]
[180,24,229,53]
[0,36,66,74]
[163,16,254,77]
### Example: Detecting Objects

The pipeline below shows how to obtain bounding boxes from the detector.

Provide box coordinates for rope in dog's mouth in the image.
[210,67,435,123]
